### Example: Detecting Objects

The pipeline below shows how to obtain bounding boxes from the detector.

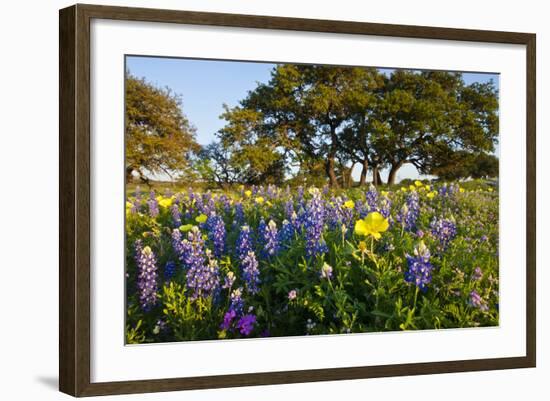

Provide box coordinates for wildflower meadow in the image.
[125,181,499,343]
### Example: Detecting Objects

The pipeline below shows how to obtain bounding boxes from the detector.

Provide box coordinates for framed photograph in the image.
[59,4,536,397]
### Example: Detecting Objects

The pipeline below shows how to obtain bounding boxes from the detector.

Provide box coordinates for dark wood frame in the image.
[59,3,536,397]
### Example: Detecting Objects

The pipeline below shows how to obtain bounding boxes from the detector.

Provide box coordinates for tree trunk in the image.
[359,159,368,186]
[126,167,134,183]
[372,166,383,186]
[325,156,340,188]
[387,161,404,186]
[376,169,382,186]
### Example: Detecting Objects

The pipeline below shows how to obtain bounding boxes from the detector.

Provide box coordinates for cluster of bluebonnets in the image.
[125,180,499,343]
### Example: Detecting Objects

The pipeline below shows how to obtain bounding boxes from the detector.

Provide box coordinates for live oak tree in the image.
[371,71,499,185]
[125,73,200,184]
[211,66,499,187]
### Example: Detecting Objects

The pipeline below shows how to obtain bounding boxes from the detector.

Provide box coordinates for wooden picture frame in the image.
[59,3,536,397]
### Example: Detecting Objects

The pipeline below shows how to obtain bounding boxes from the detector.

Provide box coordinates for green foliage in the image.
[210,67,499,187]
[125,73,200,183]
[125,181,499,343]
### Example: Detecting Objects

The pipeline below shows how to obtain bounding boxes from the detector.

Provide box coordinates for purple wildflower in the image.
[220,309,237,331]
[134,240,158,311]
[236,314,256,336]
[404,241,433,292]
[170,204,181,227]
[469,290,489,311]
[147,192,159,218]
[472,266,483,281]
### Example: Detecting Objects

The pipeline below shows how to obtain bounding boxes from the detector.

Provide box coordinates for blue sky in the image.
[126,56,499,182]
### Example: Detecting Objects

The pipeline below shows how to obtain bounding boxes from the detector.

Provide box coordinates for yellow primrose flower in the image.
[354,212,389,240]
[343,200,355,209]
[459,187,465,193]
[401,187,407,192]
[358,241,368,253]
[409,185,416,191]
[255,196,264,204]
[158,197,173,208]
[426,191,437,199]
[244,190,252,197]
[308,187,320,196]
[179,224,193,232]
[488,187,494,192]
[125,201,133,209]
[425,185,431,191]
[381,191,389,197]
[195,214,208,224]
[415,180,423,187]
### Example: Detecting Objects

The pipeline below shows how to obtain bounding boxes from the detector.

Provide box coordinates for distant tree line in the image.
[125,66,499,187]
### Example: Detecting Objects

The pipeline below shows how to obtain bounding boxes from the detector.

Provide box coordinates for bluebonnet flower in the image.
[355,199,368,218]
[236,314,256,336]
[472,266,483,281]
[279,219,295,245]
[188,248,220,300]
[134,240,158,311]
[431,217,457,249]
[303,189,328,258]
[257,219,267,248]
[129,197,141,214]
[164,261,176,281]
[147,192,159,218]
[438,183,459,197]
[284,200,295,220]
[241,251,260,294]
[379,194,392,219]
[174,226,220,300]
[262,220,279,257]
[234,202,244,224]
[396,191,420,231]
[170,204,181,227]
[320,262,333,280]
[235,225,254,261]
[296,186,304,204]
[171,229,189,265]
[469,290,489,311]
[206,213,226,258]
[223,271,236,289]
[365,185,379,212]
[404,241,433,292]
[229,287,244,314]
